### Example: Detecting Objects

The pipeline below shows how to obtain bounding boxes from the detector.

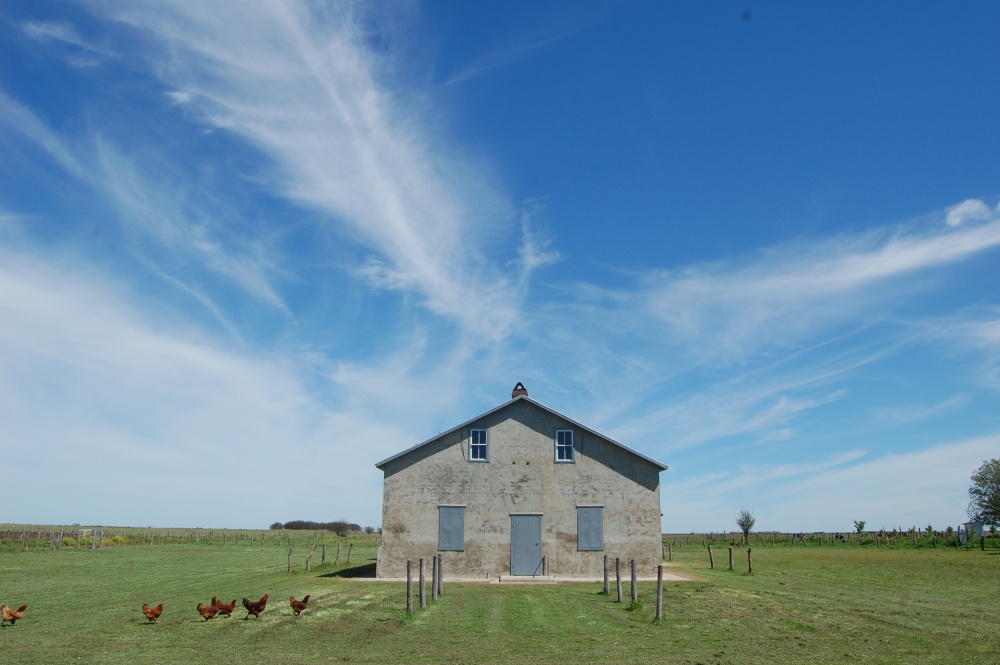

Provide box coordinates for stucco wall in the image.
[377,400,663,578]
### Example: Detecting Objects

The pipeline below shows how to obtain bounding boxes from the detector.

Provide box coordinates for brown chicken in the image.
[241,593,268,619]
[197,602,219,621]
[142,603,163,623]
[1,604,29,626]
[211,596,237,618]
[289,595,310,616]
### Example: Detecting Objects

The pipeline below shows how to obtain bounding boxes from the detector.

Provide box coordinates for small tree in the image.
[968,459,1000,524]
[736,508,756,545]
[853,520,866,534]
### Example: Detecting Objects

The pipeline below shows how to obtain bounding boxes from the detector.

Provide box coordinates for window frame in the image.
[468,428,489,462]
[577,505,604,551]
[554,428,575,463]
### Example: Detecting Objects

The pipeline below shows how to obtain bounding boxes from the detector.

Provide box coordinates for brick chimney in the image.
[511,382,528,399]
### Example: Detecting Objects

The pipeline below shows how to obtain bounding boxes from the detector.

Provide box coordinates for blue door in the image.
[510,514,543,576]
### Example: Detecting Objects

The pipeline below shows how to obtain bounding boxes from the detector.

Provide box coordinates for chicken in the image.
[142,603,163,623]
[241,593,269,619]
[197,602,219,621]
[1,604,28,626]
[289,595,310,616]
[211,597,237,618]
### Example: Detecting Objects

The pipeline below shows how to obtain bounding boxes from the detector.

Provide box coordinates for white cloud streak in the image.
[103,0,524,344]
[664,434,998,533]
[18,20,117,59]
[0,245,392,527]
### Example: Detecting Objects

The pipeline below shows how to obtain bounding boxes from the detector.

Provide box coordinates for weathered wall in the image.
[377,400,663,578]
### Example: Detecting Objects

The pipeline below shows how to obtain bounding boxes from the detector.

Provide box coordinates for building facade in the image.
[375,385,667,579]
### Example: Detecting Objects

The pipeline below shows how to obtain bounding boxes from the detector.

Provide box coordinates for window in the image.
[555,429,575,462]
[578,506,604,551]
[469,428,489,462]
[438,506,465,551]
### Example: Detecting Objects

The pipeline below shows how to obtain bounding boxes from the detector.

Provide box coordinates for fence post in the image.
[668,543,673,562]
[630,559,637,603]
[432,555,438,601]
[603,554,609,595]
[747,547,753,574]
[419,558,426,610]
[656,564,663,622]
[288,548,293,575]
[728,546,734,570]
[406,560,413,615]
[708,545,715,569]
[438,556,444,597]
[348,543,353,564]
[615,557,622,603]
[335,542,341,565]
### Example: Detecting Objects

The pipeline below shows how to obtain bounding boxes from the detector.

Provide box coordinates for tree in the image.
[736,508,756,544]
[968,458,1000,524]
[853,520,866,534]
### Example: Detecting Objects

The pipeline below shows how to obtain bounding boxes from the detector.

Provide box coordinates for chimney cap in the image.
[511,382,528,399]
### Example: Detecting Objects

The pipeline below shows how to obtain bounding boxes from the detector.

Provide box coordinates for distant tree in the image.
[270,522,284,530]
[968,459,1000,524]
[853,520,866,534]
[736,508,756,544]
[364,526,374,534]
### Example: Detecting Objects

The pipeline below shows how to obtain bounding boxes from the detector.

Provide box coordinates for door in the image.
[510,514,543,576]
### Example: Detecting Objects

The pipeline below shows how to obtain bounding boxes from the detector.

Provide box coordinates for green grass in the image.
[2,538,999,663]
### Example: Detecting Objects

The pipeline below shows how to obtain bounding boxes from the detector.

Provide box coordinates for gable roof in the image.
[375,395,668,471]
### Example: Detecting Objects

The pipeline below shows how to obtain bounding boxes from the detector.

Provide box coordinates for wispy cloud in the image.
[0,88,88,179]
[93,138,290,315]
[0,245,390,527]
[664,434,998,533]
[19,20,116,64]
[872,393,971,426]
[105,0,526,345]
[568,209,1000,364]
[442,24,585,87]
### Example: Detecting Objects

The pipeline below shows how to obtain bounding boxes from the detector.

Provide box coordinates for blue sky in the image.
[2,1,998,533]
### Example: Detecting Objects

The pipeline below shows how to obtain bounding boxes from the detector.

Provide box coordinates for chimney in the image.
[511,382,528,399]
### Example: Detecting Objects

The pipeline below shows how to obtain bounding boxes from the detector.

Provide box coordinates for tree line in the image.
[269,520,375,535]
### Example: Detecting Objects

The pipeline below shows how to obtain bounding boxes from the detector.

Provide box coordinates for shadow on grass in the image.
[319,562,377,578]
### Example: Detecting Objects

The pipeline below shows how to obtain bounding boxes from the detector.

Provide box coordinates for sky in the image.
[1,1,999,534]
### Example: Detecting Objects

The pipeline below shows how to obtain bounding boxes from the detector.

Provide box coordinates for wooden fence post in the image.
[630,559,637,603]
[708,545,715,569]
[615,557,622,603]
[322,544,327,565]
[335,542,341,565]
[603,554,610,595]
[406,560,413,615]
[668,543,673,562]
[728,546,734,570]
[419,558,426,610]
[288,548,293,575]
[747,547,753,574]
[306,543,316,572]
[656,564,663,622]
[437,556,444,597]
[347,543,353,564]
[432,555,438,601]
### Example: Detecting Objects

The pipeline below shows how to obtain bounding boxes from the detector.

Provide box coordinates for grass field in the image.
[2,532,998,664]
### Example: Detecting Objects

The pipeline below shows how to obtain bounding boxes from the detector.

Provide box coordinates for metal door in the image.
[510,514,542,576]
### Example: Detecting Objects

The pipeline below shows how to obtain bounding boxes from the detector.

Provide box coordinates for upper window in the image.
[469,428,489,462]
[555,429,575,462]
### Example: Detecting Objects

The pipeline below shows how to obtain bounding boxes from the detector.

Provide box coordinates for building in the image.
[375,383,668,579]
